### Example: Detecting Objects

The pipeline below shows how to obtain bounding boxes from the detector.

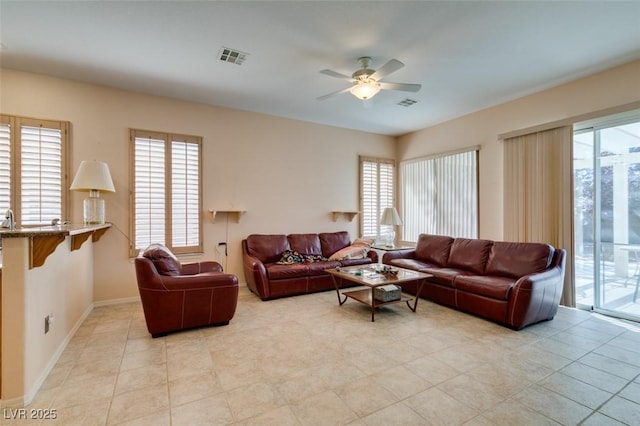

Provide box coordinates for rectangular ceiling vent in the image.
[397,99,418,107]
[218,47,248,65]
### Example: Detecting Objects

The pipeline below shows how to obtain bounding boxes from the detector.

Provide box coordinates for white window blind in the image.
[401,148,478,241]
[360,156,395,239]
[131,130,202,255]
[0,115,68,225]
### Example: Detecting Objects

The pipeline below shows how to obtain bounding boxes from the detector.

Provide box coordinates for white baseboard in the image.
[93,296,140,307]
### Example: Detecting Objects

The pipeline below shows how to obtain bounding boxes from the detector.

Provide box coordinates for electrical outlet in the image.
[218,242,227,246]
[44,315,50,334]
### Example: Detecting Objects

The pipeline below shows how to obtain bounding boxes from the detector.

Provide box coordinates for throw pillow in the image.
[329,245,369,261]
[352,237,375,247]
[142,243,182,276]
[277,250,305,264]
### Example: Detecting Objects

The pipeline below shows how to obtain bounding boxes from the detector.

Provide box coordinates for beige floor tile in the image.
[578,353,640,380]
[290,390,358,426]
[581,412,627,426]
[538,372,613,409]
[370,365,432,400]
[479,399,562,426]
[335,375,399,417]
[169,371,224,407]
[560,361,629,393]
[225,382,283,421]
[360,401,426,426]
[19,294,640,426]
[437,373,505,411]
[514,384,592,425]
[599,395,640,425]
[170,395,233,425]
[241,405,301,426]
[114,363,168,394]
[406,387,478,426]
[107,383,169,425]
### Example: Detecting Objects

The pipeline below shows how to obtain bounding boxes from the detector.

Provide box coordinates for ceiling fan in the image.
[317,57,421,101]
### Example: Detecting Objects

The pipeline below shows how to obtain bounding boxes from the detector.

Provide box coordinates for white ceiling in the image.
[1,1,639,136]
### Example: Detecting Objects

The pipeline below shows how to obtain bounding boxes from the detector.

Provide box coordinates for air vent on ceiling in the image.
[218,47,248,65]
[397,99,418,107]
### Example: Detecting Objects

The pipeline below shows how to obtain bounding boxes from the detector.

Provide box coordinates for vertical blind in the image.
[401,148,478,241]
[360,157,395,238]
[0,116,68,225]
[131,130,202,255]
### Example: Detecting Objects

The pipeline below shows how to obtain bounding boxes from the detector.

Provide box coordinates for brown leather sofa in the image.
[382,234,566,330]
[242,231,377,300]
[135,244,239,337]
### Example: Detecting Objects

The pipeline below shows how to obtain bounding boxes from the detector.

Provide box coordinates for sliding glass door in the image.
[574,112,640,321]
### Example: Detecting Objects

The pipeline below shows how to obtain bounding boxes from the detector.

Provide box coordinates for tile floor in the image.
[4,286,640,425]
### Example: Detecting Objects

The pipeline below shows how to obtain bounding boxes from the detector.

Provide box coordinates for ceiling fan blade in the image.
[316,86,352,101]
[319,69,354,81]
[369,59,404,81]
[379,82,422,92]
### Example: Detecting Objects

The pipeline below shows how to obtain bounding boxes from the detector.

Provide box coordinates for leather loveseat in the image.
[135,244,239,337]
[382,234,566,330]
[242,231,377,300]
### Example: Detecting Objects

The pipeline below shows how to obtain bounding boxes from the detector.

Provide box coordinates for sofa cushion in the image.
[340,257,374,267]
[421,267,473,287]
[288,234,323,255]
[266,263,309,279]
[319,231,351,258]
[142,244,181,276]
[387,258,434,271]
[307,261,341,276]
[485,242,554,279]
[415,234,454,266]
[446,238,493,275]
[454,275,517,300]
[246,234,290,263]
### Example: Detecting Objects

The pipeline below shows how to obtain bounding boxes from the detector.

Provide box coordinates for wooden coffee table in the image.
[326,265,432,321]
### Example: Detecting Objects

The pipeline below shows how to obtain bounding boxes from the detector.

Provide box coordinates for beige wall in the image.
[1,236,94,403]
[397,59,640,241]
[0,69,395,301]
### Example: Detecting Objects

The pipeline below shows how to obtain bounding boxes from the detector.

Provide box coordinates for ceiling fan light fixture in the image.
[350,79,381,100]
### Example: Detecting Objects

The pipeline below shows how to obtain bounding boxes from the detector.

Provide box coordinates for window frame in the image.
[0,114,69,225]
[129,129,203,257]
[359,155,396,240]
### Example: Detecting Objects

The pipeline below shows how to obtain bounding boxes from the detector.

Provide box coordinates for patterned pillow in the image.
[277,250,305,264]
[303,254,329,263]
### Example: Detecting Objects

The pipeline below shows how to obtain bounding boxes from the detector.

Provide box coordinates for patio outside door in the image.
[573,112,640,321]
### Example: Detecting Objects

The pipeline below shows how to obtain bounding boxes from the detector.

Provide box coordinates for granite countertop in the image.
[0,223,111,238]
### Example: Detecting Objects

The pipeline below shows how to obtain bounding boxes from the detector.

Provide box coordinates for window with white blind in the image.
[130,129,202,256]
[360,156,395,239]
[401,147,479,241]
[0,115,69,225]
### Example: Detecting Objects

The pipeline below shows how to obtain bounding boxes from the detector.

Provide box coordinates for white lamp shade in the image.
[380,207,402,226]
[70,160,115,192]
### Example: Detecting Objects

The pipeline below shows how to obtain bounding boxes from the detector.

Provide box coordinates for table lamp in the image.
[70,160,115,224]
[380,207,402,247]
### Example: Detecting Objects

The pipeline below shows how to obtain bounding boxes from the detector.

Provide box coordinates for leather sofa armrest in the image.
[382,249,416,264]
[508,249,566,329]
[159,273,238,291]
[242,247,270,299]
[181,261,224,275]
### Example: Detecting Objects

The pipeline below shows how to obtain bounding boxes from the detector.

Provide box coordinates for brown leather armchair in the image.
[134,244,239,337]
